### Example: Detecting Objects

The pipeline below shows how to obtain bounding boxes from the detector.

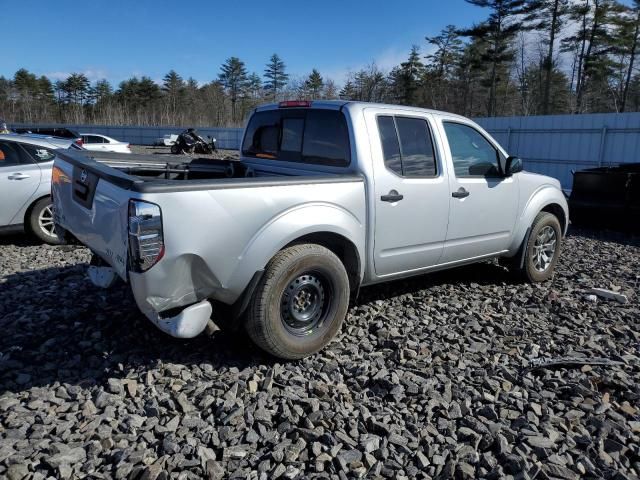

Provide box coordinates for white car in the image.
[0,134,82,244]
[80,133,131,153]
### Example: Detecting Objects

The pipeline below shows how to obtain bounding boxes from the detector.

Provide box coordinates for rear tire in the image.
[519,212,562,283]
[28,197,62,245]
[245,244,350,360]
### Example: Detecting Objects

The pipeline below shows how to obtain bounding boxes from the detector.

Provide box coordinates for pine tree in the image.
[425,26,464,109]
[617,0,640,111]
[162,70,185,124]
[527,0,570,114]
[304,69,324,99]
[92,79,113,103]
[339,79,358,100]
[246,73,263,99]
[426,25,464,79]
[460,0,530,116]
[394,46,425,106]
[264,54,289,101]
[219,57,248,122]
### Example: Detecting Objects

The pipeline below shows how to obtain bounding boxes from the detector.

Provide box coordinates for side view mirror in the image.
[505,156,523,176]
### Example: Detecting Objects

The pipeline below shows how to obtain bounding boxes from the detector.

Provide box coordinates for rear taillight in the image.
[279,100,312,108]
[128,200,164,272]
[75,138,83,147]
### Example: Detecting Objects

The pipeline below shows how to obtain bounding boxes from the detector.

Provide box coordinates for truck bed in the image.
[58,150,362,193]
[52,150,367,312]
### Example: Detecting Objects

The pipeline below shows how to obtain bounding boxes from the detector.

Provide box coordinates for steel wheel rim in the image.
[281,272,328,336]
[38,204,56,237]
[532,225,557,272]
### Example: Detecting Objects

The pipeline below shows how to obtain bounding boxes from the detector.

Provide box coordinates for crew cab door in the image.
[365,109,450,277]
[0,141,42,226]
[438,119,519,263]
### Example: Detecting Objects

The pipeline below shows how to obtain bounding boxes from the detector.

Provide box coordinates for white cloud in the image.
[319,44,436,86]
[44,68,110,83]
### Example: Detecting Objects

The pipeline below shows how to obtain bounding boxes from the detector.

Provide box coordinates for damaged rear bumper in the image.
[144,299,212,338]
[88,263,214,339]
[129,272,213,338]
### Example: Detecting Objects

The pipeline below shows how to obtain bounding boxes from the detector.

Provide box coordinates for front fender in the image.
[507,185,569,255]
[225,202,366,298]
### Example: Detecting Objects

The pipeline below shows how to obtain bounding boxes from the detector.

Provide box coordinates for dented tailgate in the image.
[52,155,130,280]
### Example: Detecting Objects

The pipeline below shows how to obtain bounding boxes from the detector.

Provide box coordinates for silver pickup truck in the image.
[53,101,568,359]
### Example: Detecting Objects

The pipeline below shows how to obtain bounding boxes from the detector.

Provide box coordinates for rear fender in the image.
[225,203,365,297]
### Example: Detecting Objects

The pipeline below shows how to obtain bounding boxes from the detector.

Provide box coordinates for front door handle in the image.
[8,173,30,180]
[452,187,470,199]
[381,190,404,202]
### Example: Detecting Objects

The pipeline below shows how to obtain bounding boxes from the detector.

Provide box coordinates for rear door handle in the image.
[8,173,30,180]
[452,187,470,199]
[381,190,404,202]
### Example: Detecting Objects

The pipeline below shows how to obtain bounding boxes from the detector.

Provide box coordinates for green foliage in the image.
[264,53,288,100]
[304,69,324,99]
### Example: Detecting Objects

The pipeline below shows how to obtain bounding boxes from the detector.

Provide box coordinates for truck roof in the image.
[255,100,469,122]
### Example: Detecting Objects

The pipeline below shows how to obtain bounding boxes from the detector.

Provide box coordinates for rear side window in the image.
[84,135,104,144]
[21,144,56,163]
[377,116,437,177]
[242,109,350,167]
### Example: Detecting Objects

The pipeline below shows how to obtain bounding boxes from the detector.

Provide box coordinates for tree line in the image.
[2,0,640,128]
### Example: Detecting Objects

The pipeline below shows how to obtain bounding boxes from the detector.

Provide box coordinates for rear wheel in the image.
[28,197,61,245]
[519,212,562,282]
[245,244,350,360]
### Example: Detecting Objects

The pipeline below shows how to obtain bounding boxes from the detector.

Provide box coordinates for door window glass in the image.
[444,122,501,177]
[395,117,437,177]
[0,142,26,166]
[377,116,437,177]
[377,116,402,175]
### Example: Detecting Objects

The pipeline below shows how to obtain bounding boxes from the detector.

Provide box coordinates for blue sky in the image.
[0,0,592,86]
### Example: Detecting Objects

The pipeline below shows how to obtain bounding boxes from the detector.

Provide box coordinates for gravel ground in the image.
[129,145,239,161]
[1,228,639,480]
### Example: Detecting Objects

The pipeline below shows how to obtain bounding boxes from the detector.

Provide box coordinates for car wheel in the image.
[521,212,562,282]
[28,197,62,245]
[170,144,180,154]
[245,244,350,360]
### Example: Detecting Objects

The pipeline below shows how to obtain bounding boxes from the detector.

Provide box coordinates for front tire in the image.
[28,197,61,245]
[521,212,562,282]
[245,244,350,360]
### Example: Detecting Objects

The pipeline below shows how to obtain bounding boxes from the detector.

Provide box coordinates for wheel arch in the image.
[507,186,569,255]
[223,203,365,315]
[541,202,567,236]
[284,231,362,295]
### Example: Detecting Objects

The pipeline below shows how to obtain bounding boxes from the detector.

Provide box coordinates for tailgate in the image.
[52,154,130,280]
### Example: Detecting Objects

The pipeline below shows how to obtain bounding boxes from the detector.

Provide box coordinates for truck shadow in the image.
[0,257,517,395]
[0,226,629,395]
